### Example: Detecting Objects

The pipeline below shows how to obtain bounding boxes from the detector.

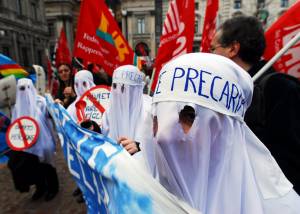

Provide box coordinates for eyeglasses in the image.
[209,44,223,53]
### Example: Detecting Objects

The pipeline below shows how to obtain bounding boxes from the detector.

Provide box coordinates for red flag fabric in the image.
[264,1,300,78]
[200,0,219,53]
[55,28,72,66]
[73,0,134,76]
[151,0,195,92]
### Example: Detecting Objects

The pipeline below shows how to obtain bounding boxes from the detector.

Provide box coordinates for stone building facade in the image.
[0,0,48,67]
[44,0,80,59]
[122,0,297,55]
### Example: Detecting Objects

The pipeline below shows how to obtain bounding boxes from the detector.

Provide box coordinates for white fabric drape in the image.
[102,65,146,142]
[12,78,55,164]
[67,70,95,122]
[146,53,300,213]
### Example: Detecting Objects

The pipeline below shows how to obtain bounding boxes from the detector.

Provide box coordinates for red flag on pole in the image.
[151,0,195,92]
[264,1,300,78]
[73,0,134,76]
[200,0,219,53]
[55,28,72,66]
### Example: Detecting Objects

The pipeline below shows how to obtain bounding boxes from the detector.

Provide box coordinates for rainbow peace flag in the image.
[0,54,28,79]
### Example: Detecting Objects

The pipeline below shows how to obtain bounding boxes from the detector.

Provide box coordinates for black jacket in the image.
[245,61,300,193]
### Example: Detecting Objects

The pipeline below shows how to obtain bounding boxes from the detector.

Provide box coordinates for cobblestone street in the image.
[0,146,86,214]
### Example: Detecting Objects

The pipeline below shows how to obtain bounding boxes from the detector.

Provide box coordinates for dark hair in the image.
[57,63,72,72]
[80,120,102,134]
[179,105,196,126]
[218,16,266,65]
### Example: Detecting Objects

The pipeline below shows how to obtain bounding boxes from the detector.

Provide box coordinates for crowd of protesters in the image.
[0,15,299,213]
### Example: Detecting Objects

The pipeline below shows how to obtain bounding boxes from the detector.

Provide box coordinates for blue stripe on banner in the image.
[46,95,198,214]
[46,96,153,213]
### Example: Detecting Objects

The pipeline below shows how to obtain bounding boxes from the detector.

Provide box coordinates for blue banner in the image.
[45,95,197,214]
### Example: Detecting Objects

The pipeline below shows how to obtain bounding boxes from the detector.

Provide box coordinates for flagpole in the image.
[148,68,156,95]
[253,31,300,82]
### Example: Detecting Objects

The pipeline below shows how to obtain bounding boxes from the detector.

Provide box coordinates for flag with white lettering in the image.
[73,0,134,76]
[45,95,198,214]
[151,0,195,92]
[264,1,300,78]
[200,0,219,52]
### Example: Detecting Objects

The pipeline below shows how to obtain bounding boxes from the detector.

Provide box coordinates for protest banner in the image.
[6,116,39,151]
[0,75,16,118]
[150,0,195,92]
[33,65,46,95]
[45,94,198,214]
[74,0,134,76]
[76,85,110,126]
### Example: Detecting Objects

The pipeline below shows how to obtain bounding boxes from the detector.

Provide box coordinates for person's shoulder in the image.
[264,72,300,89]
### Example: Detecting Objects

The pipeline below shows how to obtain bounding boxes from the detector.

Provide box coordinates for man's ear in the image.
[228,41,240,58]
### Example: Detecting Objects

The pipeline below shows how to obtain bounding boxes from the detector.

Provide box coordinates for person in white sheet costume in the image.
[9,78,59,201]
[148,53,300,213]
[67,70,95,122]
[102,65,152,156]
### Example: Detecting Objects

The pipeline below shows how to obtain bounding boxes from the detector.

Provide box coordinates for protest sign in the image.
[76,85,110,126]
[6,116,39,151]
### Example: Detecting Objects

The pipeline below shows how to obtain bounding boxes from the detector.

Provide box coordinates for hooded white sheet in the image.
[102,65,148,142]
[67,70,95,122]
[148,53,300,213]
[12,78,55,164]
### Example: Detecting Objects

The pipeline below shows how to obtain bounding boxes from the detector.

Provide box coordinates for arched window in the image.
[135,42,149,56]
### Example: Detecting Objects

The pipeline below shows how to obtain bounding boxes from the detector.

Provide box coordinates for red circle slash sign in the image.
[6,116,40,151]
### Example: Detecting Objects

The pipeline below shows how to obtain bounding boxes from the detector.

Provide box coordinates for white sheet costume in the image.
[102,65,151,143]
[12,78,55,164]
[67,70,95,122]
[148,53,300,213]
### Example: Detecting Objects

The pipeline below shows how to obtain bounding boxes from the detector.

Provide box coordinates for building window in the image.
[37,50,43,65]
[48,23,54,37]
[137,17,145,34]
[195,19,199,34]
[281,0,289,7]
[257,0,265,8]
[16,0,22,15]
[2,47,10,57]
[195,2,199,10]
[135,42,149,56]
[31,2,38,20]
[234,0,242,9]
[21,47,29,66]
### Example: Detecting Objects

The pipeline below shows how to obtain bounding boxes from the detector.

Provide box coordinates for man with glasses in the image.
[211,15,300,194]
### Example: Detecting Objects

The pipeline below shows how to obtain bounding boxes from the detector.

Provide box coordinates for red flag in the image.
[200,0,219,52]
[73,0,134,76]
[264,2,300,78]
[151,0,195,92]
[55,28,72,66]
